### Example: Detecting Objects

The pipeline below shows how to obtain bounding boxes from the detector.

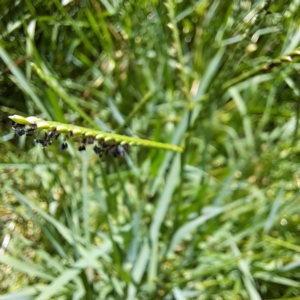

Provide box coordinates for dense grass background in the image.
[1,0,300,299]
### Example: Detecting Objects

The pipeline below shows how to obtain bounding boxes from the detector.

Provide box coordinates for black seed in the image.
[60,142,68,150]
[117,146,125,157]
[93,142,126,159]
[12,122,24,131]
[78,145,86,151]
[93,145,101,154]
[26,128,35,136]
[26,124,37,136]
[100,140,108,148]
[29,123,37,129]
[15,129,25,136]
[47,129,57,140]
[267,62,275,69]
[111,145,125,157]
[34,138,47,148]
[112,149,118,157]
[19,129,25,136]
[40,133,50,147]
[12,123,26,136]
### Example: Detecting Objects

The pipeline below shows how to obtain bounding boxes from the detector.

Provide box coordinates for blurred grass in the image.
[1,0,300,299]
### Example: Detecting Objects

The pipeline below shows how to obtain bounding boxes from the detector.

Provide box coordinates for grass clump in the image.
[1,1,300,299]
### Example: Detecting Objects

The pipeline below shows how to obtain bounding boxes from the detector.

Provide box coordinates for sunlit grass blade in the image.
[81,151,90,248]
[228,233,262,300]
[0,254,54,281]
[148,154,181,291]
[34,269,82,300]
[168,196,252,255]
[0,46,50,119]
[264,188,283,233]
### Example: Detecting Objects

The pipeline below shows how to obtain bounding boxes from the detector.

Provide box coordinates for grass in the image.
[1,0,300,299]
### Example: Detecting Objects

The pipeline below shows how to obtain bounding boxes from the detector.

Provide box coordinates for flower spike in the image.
[9,115,183,154]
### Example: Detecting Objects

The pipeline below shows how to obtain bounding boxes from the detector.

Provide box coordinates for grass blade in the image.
[148,154,181,291]
[0,46,50,119]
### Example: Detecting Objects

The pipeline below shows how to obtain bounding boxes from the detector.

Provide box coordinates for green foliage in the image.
[1,0,300,299]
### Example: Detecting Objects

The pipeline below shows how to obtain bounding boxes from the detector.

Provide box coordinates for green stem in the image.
[166,0,191,103]
[221,50,300,91]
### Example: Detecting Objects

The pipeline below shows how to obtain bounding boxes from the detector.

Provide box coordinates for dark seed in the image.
[26,128,35,136]
[12,123,26,136]
[29,123,37,129]
[93,145,101,154]
[12,122,24,131]
[112,149,118,157]
[267,62,275,69]
[78,145,86,151]
[15,129,25,136]
[111,145,125,157]
[40,133,50,146]
[117,146,125,157]
[48,129,57,140]
[34,138,47,148]
[60,142,68,150]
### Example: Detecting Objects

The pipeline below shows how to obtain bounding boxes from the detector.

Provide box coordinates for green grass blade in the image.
[263,188,283,233]
[148,111,188,195]
[0,254,54,281]
[0,46,51,119]
[228,233,262,300]
[81,151,90,248]
[173,287,187,300]
[168,196,250,254]
[229,87,255,149]
[148,154,181,291]
[34,269,81,300]
[30,63,99,128]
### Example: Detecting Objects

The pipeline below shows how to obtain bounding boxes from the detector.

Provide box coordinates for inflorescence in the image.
[12,121,128,159]
[9,115,183,153]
